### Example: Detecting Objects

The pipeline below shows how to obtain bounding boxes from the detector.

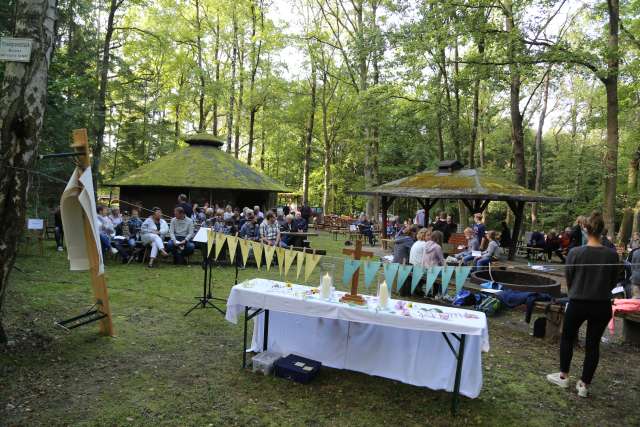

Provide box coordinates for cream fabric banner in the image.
[207,229,214,257]
[284,249,295,278]
[250,241,264,269]
[226,235,239,263]
[214,233,226,260]
[296,251,305,279]
[238,239,250,267]
[304,252,322,282]
[264,245,276,271]
[276,247,285,276]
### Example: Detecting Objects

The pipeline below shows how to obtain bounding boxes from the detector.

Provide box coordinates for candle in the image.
[378,281,389,308]
[321,273,332,299]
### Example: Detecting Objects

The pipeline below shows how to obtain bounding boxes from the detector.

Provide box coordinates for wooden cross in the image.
[341,240,374,305]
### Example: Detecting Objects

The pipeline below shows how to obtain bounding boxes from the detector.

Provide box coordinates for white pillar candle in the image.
[378,281,389,308]
[321,272,332,299]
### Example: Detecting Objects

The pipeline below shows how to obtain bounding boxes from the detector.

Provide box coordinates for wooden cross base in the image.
[340,293,367,305]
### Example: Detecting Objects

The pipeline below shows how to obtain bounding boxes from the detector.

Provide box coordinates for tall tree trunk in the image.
[0,0,57,344]
[469,32,485,168]
[260,110,265,171]
[212,17,220,136]
[531,70,550,227]
[302,60,317,206]
[195,0,206,132]
[504,0,526,187]
[226,7,238,153]
[92,0,119,190]
[247,0,264,166]
[234,42,244,159]
[602,0,619,238]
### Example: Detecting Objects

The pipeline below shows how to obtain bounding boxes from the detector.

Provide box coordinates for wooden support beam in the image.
[507,200,525,260]
[381,196,395,238]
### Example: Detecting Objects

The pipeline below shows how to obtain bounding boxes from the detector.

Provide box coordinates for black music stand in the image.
[184,244,226,317]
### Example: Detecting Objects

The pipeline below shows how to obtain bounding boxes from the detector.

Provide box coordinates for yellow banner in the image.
[207,229,214,257]
[284,248,295,278]
[238,238,250,267]
[296,250,305,279]
[264,244,276,271]
[214,232,227,260]
[250,241,263,269]
[226,235,239,263]
[304,252,322,282]
[276,247,285,276]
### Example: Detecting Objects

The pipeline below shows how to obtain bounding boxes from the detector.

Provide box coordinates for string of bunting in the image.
[206,232,473,293]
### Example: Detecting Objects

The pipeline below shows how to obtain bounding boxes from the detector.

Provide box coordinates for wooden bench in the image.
[290,246,327,256]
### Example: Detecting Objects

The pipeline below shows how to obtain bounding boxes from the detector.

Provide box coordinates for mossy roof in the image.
[354,168,566,203]
[106,140,290,192]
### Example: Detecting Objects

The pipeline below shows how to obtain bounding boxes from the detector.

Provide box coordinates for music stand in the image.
[184,245,226,317]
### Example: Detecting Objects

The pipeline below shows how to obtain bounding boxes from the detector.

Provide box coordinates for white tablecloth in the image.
[225,279,490,398]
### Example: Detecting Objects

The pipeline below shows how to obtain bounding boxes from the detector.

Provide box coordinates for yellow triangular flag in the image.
[214,232,227,260]
[226,235,239,263]
[207,229,214,257]
[264,245,276,271]
[304,252,322,282]
[284,248,295,278]
[296,250,305,279]
[238,238,250,267]
[276,247,285,276]
[251,241,263,269]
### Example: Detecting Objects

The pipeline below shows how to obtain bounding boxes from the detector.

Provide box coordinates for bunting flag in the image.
[440,265,456,296]
[425,266,443,295]
[214,232,227,260]
[263,244,276,271]
[226,235,239,263]
[363,260,381,289]
[207,229,214,257]
[410,265,425,294]
[304,252,322,282]
[396,264,413,293]
[250,241,263,269]
[238,238,250,267]
[342,258,361,286]
[383,263,400,292]
[295,250,305,279]
[275,247,285,276]
[455,266,472,294]
[284,248,295,278]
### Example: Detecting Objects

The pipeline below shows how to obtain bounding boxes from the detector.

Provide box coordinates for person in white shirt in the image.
[141,207,169,267]
[97,205,118,256]
[167,206,195,265]
[109,207,123,235]
[409,228,431,265]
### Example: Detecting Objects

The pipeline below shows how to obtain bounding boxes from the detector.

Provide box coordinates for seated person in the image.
[629,232,640,252]
[393,225,418,264]
[141,207,169,268]
[475,231,501,270]
[455,227,480,265]
[422,231,445,268]
[224,218,237,235]
[97,205,119,256]
[545,230,565,263]
[409,228,430,266]
[280,214,295,246]
[126,208,143,258]
[292,211,308,232]
[109,207,124,236]
[204,208,215,227]
[239,213,259,240]
[528,230,546,256]
[167,206,195,265]
[212,209,226,233]
[259,212,286,247]
[356,214,376,246]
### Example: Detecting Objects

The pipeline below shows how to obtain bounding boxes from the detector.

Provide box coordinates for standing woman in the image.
[547,212,620,397]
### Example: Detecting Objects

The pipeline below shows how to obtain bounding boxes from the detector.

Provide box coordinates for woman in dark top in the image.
[547,212,620,398]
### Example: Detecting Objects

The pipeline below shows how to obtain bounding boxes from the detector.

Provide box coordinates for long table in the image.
[225,278,490,414]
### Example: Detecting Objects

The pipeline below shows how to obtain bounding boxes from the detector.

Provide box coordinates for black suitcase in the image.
[274,354,321,384]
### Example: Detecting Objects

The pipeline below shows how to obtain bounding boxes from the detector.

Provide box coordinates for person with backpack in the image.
[474,230,501,270]
[546,211,620,397]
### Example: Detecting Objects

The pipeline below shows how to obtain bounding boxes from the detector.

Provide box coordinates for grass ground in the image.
[1,233,639,426]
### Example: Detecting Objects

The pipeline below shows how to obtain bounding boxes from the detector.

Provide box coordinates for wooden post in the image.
[341,240,374,305]
[507,200,525,261]
[381,196,395,238]
[72,129,115,336]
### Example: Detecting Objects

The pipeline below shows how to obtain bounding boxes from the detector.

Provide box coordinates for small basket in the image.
[251,351,282,376]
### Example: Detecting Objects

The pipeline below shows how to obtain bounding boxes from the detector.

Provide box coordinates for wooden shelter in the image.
[353,160,567,259]
[105,134,290,213]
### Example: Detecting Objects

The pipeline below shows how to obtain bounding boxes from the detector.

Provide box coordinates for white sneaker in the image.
[546,372,569,388]
[57,246,64,252]
[576,380,589,397]
[110,247,118,255]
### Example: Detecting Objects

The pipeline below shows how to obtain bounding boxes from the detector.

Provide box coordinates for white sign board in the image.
[27,218,44,230]
[193,227,210,243]
[0,37,32,62]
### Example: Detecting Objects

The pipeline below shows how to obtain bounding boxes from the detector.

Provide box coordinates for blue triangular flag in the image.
[342,258,361,286]
[440,266,456,296]
[383,263,400,292]
[425,266,443,295]
[363,260,381,289]
[455,266,472,294]
[411,265,425,294]
[396,264,413,293]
